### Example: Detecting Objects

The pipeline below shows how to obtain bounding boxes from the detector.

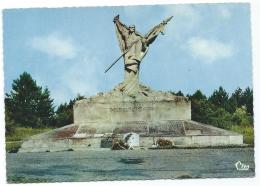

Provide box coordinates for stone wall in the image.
[19,134,243,153]
[74,99,191,133]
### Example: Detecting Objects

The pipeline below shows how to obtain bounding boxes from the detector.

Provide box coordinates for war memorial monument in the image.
[19,15,243,152]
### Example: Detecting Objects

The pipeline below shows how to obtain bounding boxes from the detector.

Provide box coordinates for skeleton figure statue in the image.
[112,15,173,94]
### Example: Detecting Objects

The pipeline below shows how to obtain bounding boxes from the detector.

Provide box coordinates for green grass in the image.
[6,127,52,142]
[7,176,51,183]
[5,141,23,153]
[229,125,254,145]
[5,127,53,152]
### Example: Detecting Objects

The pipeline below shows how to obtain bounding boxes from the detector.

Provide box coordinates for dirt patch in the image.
[53,126,78,140]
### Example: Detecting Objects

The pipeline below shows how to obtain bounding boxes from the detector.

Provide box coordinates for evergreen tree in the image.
[55,102,73,127]
[54,94,85,127]
[190,90,207,101]
[241,87,253,115]
[169,90,184,96]
[208,86,229,110]
[5,72,55,128]
[37,88,55,127]
[227,87,242,113]
[5,108,15,135]
[190,90,211,123]
[175,90,184,96]
[227,87,253,115]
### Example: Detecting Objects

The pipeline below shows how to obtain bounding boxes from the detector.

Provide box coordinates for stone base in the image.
[18,84,243,153]
[18,120,243,153]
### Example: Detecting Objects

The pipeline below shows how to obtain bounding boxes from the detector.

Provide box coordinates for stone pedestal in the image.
[73,86,191,134]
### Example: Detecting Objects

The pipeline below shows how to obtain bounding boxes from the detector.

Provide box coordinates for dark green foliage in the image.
[191,87,253,127]
[241,87,253,115]
[226,87,253,115]
[169,90,184,96]
[190,90,207,101]
[206,107,233,128]
[54,102,73,127]
[209,86,229,110]
[5,109,15,135]
[54,94,85,127]
[5,72,55,128]
[190,90,211,123]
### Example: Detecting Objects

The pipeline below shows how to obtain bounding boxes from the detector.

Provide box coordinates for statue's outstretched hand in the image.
[113,14,120,23]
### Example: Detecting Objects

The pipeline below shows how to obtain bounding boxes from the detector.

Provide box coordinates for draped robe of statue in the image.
[114,16,169,94]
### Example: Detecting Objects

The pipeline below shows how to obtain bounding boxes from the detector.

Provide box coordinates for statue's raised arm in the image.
[113,14,129,33]
[144,16,173,46]
[113,15,130,53]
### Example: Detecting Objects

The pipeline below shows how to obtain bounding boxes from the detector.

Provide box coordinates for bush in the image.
[231,106,253,126]
[229,125,254,145]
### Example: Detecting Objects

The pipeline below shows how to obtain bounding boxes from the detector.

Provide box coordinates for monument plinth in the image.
[73,85,191,134]
[19,15,243,153]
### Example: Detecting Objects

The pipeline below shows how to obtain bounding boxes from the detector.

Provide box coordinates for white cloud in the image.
[187,37,234,63]
[29,33,78,59]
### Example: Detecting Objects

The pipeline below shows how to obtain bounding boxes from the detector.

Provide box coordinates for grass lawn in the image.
[5,127,53,152]
[7,176,51,183]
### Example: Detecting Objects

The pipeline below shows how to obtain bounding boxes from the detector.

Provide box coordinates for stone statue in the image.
[107,15,173,95]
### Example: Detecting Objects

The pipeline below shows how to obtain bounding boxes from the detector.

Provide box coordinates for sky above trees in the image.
[3,3,252,105]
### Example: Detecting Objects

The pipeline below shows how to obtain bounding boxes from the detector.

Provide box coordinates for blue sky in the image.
[3,3,252,106]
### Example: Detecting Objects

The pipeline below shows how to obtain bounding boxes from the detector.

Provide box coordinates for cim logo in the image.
[235,161,250,171]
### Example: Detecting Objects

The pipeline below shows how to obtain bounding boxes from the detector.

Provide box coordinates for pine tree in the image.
[241,87,253,115]
[208,86,229,110]
[54,94,85,127]
[5,72,55,128]
[190,90,211,123]
[227,87,242,113]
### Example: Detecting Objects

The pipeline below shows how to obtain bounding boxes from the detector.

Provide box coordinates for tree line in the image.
[5,72,254,135]
[171,86,253,130]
